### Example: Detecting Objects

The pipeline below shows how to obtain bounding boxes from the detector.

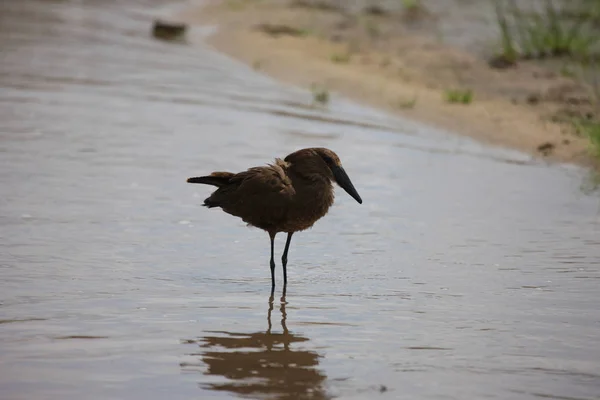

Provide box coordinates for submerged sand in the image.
[173,0,599,170]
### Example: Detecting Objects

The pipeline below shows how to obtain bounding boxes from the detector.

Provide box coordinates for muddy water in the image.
[1,1,600,400]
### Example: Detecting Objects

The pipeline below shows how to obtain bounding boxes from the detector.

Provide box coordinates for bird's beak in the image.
[332,166,362,204]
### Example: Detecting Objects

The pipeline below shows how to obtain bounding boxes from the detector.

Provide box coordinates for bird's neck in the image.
[288,168,334,204]
[288,166,331,186]
[286,161,335,210]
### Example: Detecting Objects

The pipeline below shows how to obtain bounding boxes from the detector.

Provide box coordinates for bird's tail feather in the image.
[186,172,233,187]
[203,198,219,208]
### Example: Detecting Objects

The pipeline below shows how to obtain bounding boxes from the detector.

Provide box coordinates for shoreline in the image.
[172,0,599,171]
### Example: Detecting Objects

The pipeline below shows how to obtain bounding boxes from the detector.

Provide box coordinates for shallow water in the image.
[1,1,600,400]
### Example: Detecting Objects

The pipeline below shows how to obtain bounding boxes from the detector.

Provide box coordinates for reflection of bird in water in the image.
[187,147,362,294]
[181,296,330,400]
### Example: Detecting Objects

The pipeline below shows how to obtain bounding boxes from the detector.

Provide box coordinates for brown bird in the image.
[187,147,362,293]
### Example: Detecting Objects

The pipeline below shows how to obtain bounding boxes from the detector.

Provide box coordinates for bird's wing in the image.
[233,162,295,203]
[214,160,295,227]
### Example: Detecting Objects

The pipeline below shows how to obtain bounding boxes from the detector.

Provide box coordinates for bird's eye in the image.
[322,155,334,165]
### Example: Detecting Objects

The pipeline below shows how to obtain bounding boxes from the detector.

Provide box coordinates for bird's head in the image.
[285,147,362,204]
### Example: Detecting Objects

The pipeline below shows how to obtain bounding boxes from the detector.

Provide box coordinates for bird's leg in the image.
[269,232,276,294]
[266,294,274,335]
[281,232,293,287]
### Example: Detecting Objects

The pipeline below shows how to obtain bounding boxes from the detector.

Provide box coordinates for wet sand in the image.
[174,0,599,170]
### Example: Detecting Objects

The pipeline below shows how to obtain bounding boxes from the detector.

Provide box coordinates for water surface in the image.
[1,1,599,399]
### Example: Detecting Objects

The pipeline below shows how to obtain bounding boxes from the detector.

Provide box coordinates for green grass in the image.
[577,61,600,160]
[398,94,418,109]
[492,1,600,164]
[401,0,421,11]
[492,0,600,65]
[562,0,600,26]
[589,124,600,159]
[310,84,330,105]
[256,24,312,37]
[575,118,600,159]
[298,28,313,37]
[226,0,246,10]
[444,89,474,104]
[492,0,518,65]
[291,0,342,12]
[330,51,351,63]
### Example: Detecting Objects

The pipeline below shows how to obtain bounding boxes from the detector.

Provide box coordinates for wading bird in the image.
[187,147,362,293]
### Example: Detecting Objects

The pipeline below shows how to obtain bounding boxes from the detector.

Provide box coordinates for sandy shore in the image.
[173,0,599,170]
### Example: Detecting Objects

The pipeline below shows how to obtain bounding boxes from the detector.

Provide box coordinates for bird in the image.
[186,147,362,293]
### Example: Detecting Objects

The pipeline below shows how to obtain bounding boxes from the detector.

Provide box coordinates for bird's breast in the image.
[281,180,334,232]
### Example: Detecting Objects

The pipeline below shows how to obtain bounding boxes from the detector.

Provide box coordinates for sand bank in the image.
[174,0,599,170]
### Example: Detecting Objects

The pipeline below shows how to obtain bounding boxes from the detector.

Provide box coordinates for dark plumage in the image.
[187,147,362,293]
